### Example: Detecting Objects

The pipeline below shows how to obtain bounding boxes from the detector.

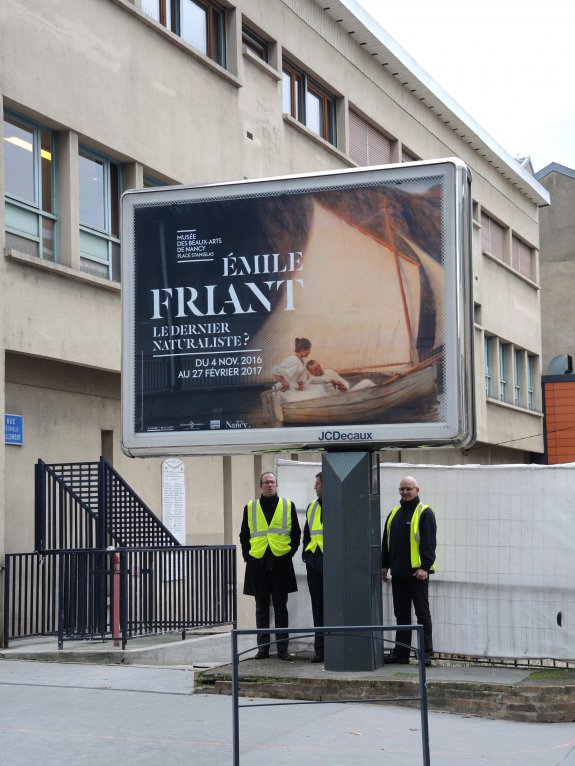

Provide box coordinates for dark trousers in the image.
[391,575,433,660]
[254,580,289,653]
[306,567,324,655]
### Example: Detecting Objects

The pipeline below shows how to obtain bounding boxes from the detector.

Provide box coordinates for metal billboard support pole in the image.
[322,451,383,671]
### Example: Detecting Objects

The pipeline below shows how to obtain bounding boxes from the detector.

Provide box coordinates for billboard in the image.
[121,160,474,456]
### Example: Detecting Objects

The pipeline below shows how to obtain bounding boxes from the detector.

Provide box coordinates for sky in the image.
[354,0,575,173]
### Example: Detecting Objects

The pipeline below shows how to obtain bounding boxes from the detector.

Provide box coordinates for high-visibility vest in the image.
[304,500,323,553]
[385,503,436,571]
[247,497,292,558]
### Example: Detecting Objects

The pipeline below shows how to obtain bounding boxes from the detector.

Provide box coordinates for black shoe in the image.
[385,655,410,665]
[254,650,269,660]
[277,651,294,661]
[311,653,324,664]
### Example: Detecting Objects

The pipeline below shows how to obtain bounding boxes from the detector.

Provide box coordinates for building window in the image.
[141,0,226,66]
[348,110,391,167]
[513,348,523,407]
[283,65,302,121]
[527,355,536,411]
[484,336,494,397]
[481,212,505,261]
[499,342,509,402]
[3,113,57,261]
[402,148,417,162]
[78,149,121,281]
[512,235,533,280]
[141,0,166,24]
[282,61,336,145]
[242,26,268,62]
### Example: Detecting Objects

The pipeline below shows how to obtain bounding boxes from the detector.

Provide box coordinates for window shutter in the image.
[349,110,368,166]
[482,212,504,260]
[512,235,532,279]
[367,123,391,165]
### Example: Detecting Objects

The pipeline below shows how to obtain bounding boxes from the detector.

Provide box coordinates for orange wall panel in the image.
[544,379,575,464]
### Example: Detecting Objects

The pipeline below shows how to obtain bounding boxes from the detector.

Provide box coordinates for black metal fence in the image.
[3,546,236,648]
[35,458,180,552]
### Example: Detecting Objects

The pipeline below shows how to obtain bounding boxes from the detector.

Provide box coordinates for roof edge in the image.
[535,162,575,182]
[315,0,550,207]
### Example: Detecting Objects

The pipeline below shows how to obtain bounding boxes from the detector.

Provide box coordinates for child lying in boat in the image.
[305,360,375,394]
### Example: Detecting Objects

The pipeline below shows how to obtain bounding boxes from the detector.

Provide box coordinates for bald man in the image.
[381,476,437,667]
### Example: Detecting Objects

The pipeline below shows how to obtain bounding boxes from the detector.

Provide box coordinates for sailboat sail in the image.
[255,197,444,426]
[253,201,424,374]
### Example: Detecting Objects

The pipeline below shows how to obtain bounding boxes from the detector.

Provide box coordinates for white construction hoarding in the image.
[277,459,575,661]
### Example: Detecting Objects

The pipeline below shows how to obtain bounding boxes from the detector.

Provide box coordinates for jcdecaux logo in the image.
[318,431,373,442]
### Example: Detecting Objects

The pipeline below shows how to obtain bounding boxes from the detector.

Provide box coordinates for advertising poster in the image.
[122,161,474,455]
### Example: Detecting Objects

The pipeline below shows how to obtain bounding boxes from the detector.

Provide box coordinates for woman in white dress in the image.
[271,337,312,395]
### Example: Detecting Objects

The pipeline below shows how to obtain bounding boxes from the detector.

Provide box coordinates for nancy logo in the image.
[226,419,248,429]
[318,431,373,442]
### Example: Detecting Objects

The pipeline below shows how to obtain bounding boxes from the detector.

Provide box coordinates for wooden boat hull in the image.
[278,362,436,425]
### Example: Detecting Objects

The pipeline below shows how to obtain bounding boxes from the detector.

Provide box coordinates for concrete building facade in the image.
[535,163,575,373]
[535,163,575,463]
[1,0,549,621]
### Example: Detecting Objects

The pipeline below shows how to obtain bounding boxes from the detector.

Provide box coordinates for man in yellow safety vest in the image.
[381,475,437,667]
[239,471,301,660]
[302,471,324,663]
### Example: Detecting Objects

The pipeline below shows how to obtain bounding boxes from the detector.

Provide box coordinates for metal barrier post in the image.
[416,626,431,766]
[231,629,240,766]
[119,549,128,650]
[232,549,238,629]
[111,551,121,647]
[57,553,65,650]
[2,556,10,648]
[34,460,46,553]
[97,458,107,550]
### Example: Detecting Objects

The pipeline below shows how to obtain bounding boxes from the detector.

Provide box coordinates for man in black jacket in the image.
[302,471,324,663]
[381,476,437,666]
[239,471,301,661]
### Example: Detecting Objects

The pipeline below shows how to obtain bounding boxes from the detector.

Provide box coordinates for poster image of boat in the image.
[122,161,474,455]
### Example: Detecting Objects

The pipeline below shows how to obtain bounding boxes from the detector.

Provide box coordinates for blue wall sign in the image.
[5,414,23,445]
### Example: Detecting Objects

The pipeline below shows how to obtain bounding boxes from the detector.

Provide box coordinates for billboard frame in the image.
[121,159,475,456]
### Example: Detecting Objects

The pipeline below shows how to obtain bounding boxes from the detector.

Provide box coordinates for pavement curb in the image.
[0,632,249,667]
[196,659,575,723]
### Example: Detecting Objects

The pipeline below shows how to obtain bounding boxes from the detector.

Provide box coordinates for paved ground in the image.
[2,659,575,765]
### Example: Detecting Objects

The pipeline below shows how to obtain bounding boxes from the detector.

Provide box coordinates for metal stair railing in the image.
[100,460,179,548]
[35,457,180,552]
[35,460,98,552]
